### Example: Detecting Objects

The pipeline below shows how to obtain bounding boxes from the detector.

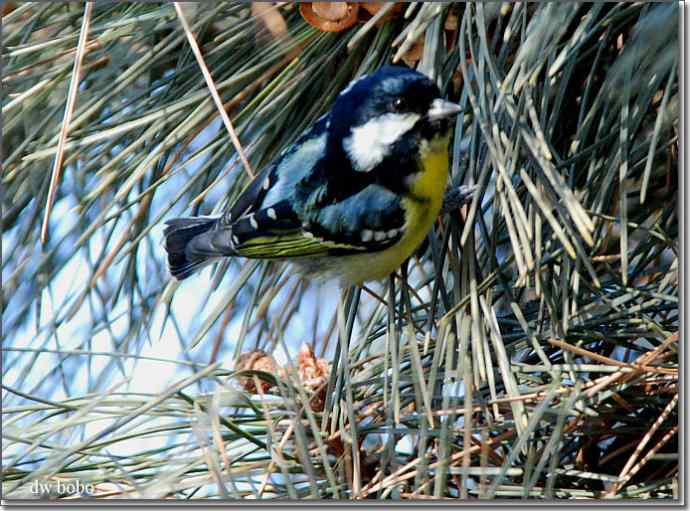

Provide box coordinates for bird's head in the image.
[329,66,462,175]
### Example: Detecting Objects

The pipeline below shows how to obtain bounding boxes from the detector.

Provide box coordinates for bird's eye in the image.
[393,97,408,111]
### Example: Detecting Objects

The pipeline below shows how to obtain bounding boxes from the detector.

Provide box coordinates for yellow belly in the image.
[338,134,451,285]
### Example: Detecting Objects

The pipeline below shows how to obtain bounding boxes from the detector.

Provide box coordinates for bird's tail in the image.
[164,216,220,280]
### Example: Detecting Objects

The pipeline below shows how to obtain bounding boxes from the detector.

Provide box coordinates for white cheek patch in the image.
[343,113,420,172]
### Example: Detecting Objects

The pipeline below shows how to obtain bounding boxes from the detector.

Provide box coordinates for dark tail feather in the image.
[164,216,219,280]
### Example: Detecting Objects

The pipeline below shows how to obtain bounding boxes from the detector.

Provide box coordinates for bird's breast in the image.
[335,133,451,285]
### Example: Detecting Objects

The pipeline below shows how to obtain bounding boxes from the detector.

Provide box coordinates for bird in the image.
[164,65,464,286]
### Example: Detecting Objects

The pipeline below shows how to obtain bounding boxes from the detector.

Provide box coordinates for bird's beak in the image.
[427,98,463,121]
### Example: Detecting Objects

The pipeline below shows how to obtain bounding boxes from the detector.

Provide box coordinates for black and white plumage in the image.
[164,66,463,284]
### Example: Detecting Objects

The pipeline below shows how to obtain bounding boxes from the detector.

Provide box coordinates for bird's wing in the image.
[191,112,407,260]
[223,114,330,223]
[227,184,406,259]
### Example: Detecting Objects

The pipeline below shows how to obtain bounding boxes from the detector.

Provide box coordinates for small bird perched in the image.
[164,65,463,286]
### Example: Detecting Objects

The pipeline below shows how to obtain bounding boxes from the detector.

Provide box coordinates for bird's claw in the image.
[441,184,477,214]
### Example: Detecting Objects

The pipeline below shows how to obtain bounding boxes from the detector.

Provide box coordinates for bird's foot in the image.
[441,184,477,215]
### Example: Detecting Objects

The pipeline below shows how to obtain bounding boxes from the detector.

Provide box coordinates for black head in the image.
[332,66,442,126]
[328,66,462,173]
